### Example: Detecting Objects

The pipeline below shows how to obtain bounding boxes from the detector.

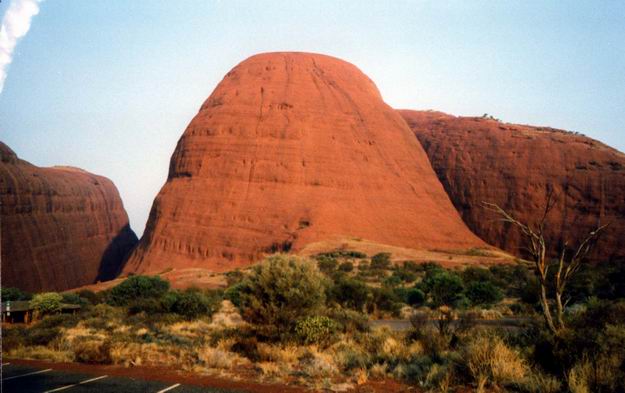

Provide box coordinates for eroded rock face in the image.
[1,142,138,292]
[125,52,485,274]
[400,110,625,262]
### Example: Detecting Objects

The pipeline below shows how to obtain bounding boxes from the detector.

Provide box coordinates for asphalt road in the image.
[369,317,531,331]
[1,363,244,393]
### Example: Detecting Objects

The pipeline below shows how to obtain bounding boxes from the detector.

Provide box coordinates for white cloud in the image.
[0,0,44,94]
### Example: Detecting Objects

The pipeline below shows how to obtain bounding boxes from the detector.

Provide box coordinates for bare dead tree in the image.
[483,192,608,335]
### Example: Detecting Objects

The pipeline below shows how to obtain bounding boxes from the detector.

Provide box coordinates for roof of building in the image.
[1,301,81,313]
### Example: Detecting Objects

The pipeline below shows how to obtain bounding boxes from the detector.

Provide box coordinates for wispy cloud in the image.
[0,0,44,94]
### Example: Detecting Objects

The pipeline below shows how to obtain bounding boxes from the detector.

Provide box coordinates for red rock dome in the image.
[400,110,625,262]
[1,142,138,292]
[125,52,486,274]
[127,53,484,272]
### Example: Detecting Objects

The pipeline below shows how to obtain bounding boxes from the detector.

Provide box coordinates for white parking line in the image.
[2,363,10,366]
[3,368,53,380]
[4,368,52,381]
[43,375,108,393]
[156,383,181,393]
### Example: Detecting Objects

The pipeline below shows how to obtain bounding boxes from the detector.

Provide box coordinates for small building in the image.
[1,301,81,324]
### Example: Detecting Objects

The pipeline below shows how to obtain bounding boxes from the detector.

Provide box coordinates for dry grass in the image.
[369,363,388,379]
[109,342,184,367]
[209,300,246,329]
[256,343,300,364]
[566,355,622,393]
[464,334,527,390]
[522,371,561,393]
[8,345,73,362]
[164,319,212,339]
[196,345,249,370]
[299,347,339,378]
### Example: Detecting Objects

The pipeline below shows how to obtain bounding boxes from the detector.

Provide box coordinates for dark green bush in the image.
[519,276,541,304]
[33,314,79,330]
[315,250,366,259]
[239,254,326,340]
[164,288,220,319]
[369,287,402,316]
[1,287,32,301]
[224,269,245,286]
[224,282,245,307]
[461,267,495,284]
[383,275,402,288]
[406,288,426,307]
[338,261,354,272]
[391,267,417,283]
[28,327,60,346]
[317,256,338,273]
[330,277,370,311]
[107,275,170,306]
[371,253,392,270]
[61,292,90,307]
[425,271,465,307]
[327,308,369,334]
[2,327,28,351]
[465,281,503,307]
[76,290,100,305]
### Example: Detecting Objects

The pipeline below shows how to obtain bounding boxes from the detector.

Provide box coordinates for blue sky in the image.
[2,1,624,236]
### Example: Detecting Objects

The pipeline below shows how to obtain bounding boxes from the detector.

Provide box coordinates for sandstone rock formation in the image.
[125,52,486,274]
[400,110,625,262]
[1,142,138,292]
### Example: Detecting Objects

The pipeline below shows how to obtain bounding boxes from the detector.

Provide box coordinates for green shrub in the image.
[338,261,354,272]
[382,275,402,288]
[28,327,60,346]
[164,288,220,319]
[520,276,541,304]
[107,275,170,306]
[392,267,417,283]
[2,327,28,351]
[61,292,90,307]
[1,287,32,301]
[295,316,339,346]
[239,254,326,340]
[317,256,338,273]
[327,309,369,334]
[426,271,465,307]
[371,253,392,270]
[31,292,63,316]
[330,277,370,311]
[397,355,433,384]
[369,287,402,316]
[466,281,503,307]
[224,282,245,307]
[461,267,494,284]
[33,314,79,330]
[76,290,99,305]
[224,269,245,286]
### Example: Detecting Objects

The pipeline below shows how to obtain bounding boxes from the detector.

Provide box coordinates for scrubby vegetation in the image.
[4,252,625,391]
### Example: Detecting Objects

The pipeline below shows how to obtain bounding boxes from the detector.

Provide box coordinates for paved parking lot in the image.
[1,363,244,393]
